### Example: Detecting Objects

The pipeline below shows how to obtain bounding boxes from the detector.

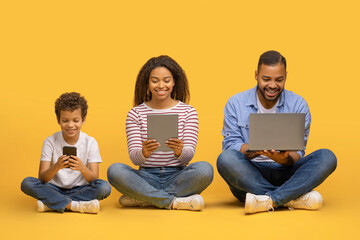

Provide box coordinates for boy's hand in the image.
[68,156,87,172]
[142,139,160,158]
[55,155,70,169]
[165,138,183,157]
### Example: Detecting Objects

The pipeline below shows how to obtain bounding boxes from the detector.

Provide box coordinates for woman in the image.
[107,55,213,210]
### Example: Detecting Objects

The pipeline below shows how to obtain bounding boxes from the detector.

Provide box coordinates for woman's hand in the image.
[166,138,183,157]
[142,139,160,158]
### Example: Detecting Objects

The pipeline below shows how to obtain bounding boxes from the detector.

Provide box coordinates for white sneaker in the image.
[78,199,100,214]
[284,190,323,210]
[36,200,52,212]
[245,193,274,214]
[172,194,204,211]
[119,196,153,208]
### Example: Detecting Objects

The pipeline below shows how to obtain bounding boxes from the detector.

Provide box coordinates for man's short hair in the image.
[55,92,88,123]
[257,50,286,72]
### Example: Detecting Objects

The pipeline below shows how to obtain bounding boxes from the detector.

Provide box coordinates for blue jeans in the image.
[21,177,111,212]
[107,161,214,209]
[217,149,337,207]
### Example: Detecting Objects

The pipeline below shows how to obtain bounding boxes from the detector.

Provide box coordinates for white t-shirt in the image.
[251,94,279,162]
[40,131,102,189]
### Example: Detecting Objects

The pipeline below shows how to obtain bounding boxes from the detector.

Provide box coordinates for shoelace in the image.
[79,202,91,212]
[176,199,194,209]
[267,201,275,213]
[287,195,311,210]
[254,197,274,213]
[175,200,192,209]
[79,201,98,213]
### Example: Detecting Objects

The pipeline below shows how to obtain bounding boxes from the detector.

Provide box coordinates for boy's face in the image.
[59,108,85,143]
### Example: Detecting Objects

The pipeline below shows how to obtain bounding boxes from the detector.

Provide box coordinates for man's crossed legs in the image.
[217,149,337,214]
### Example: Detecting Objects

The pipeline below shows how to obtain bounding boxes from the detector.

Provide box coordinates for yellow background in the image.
[1,0,359,239]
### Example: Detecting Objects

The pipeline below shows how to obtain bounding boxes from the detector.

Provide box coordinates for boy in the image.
[21,92,111,213]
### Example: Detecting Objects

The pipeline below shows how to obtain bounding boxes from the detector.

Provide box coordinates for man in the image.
[217,50,337,214]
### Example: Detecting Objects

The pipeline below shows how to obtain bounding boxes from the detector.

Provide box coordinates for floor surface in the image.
[2,178,358,240]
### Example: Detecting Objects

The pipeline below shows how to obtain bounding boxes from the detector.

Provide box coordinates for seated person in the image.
[217,50,337,214]
[107,55,213,211]
[21,92,111,213]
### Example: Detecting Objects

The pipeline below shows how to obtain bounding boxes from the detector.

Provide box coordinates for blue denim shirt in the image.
[222,86,311,158]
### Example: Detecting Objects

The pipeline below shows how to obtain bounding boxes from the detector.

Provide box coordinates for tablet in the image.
[147,114,178,152]
[248,113,305,151]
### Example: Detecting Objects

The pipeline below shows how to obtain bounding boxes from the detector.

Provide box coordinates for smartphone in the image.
[63,146,77,167]
[63,146,77,157]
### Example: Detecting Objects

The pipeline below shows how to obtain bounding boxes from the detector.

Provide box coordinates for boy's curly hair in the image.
[55,92,88,123]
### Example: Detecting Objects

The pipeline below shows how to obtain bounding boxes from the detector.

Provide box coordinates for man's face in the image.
[255,63,286,108]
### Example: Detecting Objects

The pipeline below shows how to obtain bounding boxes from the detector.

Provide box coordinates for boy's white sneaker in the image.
[77,199,100,214]
[245,193,274,214]
[284,190,323,210]
[119,196,153,208]
[172,194,204,211]
[36,200,52,212]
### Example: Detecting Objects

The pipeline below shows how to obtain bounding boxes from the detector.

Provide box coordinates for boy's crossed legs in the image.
[21,177,111,213]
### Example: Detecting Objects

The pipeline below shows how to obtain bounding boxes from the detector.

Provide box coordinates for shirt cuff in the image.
[296,150,305,159]
[130,149,148,166]
[176,146,194,165]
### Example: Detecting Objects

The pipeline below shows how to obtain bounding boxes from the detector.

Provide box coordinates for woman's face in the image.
[148,67,175,102]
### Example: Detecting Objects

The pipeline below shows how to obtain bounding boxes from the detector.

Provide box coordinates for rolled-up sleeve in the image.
[296,98,311,158]
[222,99,245,151]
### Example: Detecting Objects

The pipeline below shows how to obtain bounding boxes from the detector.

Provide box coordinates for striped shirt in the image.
[126,101,199,167]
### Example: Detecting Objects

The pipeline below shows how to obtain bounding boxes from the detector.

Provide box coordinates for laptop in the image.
[248,113,305,151]
[147,114,178,152]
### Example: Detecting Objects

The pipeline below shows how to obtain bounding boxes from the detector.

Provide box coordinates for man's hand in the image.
[142,139,160,158]
[240,145,300,165]
[166,138,183,157]
[240,144,261,159]
[258,150,293,165]
[260,149,301,166]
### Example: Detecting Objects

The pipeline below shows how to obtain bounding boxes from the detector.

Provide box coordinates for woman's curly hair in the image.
[55,92,88,122]
[134,55,190,106]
